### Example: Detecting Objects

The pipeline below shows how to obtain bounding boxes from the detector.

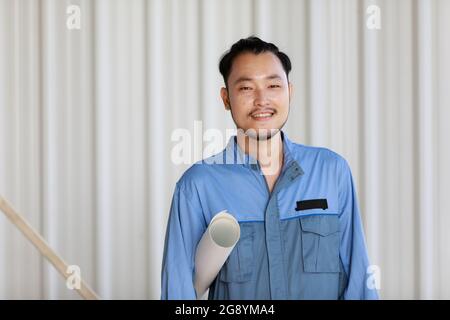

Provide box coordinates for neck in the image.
[236,130,284,175]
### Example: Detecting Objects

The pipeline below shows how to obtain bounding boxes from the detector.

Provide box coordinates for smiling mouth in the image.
[251,111,275,121]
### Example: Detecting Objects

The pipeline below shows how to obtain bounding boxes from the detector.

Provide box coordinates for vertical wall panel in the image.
[416,0,436,299]
[436,0,450,300]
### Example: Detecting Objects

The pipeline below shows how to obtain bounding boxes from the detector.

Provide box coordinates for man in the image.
[161,36,379,300]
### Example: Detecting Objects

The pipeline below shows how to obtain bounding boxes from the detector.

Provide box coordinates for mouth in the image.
[250,111,275,121]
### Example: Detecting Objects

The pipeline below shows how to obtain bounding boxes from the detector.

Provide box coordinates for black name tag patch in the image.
[295,198,328,211]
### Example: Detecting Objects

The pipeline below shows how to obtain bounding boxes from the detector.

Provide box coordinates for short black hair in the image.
[219,36,292,88]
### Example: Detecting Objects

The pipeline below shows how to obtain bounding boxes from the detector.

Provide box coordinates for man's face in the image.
[221,51,292,140]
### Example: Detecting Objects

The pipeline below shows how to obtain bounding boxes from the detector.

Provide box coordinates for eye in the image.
[239,86,252,91]
[269,84,281,88]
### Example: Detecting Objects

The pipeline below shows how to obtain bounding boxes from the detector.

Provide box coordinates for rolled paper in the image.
[194,210,240,299]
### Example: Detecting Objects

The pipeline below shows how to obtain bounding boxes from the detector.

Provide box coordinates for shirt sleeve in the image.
[160,182,207,300]
[338,157,379,300]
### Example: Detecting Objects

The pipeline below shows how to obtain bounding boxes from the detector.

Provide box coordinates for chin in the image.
[244,128,280,141]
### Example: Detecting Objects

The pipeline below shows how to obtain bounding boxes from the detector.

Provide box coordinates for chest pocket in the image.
[219,223,254,283]
[299,214,340,273]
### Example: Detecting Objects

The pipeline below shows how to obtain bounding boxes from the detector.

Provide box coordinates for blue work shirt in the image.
[161,130,379,300]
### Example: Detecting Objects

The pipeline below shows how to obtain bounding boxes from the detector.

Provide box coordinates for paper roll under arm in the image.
[194,210,240,299]
[0,195,99,300]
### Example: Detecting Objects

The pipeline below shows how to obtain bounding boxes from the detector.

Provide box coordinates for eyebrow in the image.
[232,74,283,86]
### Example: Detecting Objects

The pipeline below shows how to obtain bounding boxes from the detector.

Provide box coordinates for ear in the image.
[220,87,230,110]
[288,82,293,102]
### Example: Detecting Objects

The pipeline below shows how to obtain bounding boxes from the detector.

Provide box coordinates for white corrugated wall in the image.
[0,0,449,299]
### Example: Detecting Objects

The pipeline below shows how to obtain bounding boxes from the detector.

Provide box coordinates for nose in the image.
[253,88,270,107]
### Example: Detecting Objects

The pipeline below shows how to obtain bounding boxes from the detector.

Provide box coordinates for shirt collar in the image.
[224,129,304,176]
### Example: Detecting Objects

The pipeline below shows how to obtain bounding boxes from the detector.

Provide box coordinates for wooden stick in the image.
[0,195,100,300]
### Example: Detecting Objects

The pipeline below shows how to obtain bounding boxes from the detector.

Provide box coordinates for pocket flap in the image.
[299,215,339,236]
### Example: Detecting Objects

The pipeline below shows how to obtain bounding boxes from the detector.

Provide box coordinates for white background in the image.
[0,0,449,299]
